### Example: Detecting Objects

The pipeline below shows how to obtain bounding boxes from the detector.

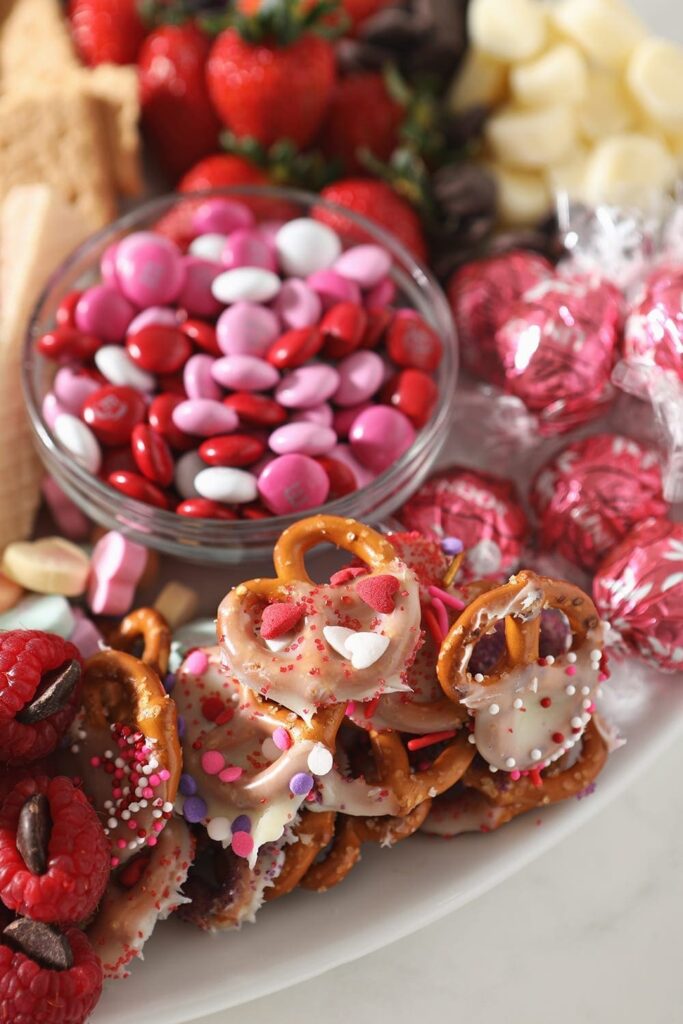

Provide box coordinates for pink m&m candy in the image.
[183,353,222,401]
[333,350,384,406]
[349,406,416,473]
[216,302,280,357]
[222,228,276,271]
[127,306,180,335]
[274,278,322,329]
[172,398,239,437]
[268,422,337,456]
[211,354,279,392]
[53,367,102,415]
[291,403,334,427]
[191,198,254,236]
[177,256,223,318]
[275,364,340,408]
[334,244,392,289]
[75,284,135,342]
[258,453,330,514]
[115,231,186,307]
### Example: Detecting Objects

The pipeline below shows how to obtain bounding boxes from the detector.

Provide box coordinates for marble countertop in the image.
[186,736,683,1024]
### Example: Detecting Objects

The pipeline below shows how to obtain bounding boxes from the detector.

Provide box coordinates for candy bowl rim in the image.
[23,186,458,563]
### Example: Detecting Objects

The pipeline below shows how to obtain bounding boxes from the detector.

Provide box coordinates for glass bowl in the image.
[23,186,457,563]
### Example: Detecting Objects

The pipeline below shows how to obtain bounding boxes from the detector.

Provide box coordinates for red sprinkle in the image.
[261,602,305,639]
[540,697,552,708]
[551,731,564,743]
[356,573,400,613]
[406,730,457,752]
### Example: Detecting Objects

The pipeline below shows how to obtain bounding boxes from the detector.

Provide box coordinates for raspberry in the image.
[0,632,83,763]
[0,776,110,925]
[0,925,102,1024]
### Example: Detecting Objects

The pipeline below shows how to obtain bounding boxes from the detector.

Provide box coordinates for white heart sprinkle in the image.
[344,632,390,670]
[264,635,291,653]
[323,626,355,658]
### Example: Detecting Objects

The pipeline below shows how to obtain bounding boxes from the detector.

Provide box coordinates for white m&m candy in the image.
[276,219,342,277]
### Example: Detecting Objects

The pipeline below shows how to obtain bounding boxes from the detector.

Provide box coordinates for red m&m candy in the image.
[108,470,170,509]
[223,392,287,427]
[387,311,442,371]
[131,424,174,486]
[126,325,192,375]
[147,394,195,451]
[198,434,266,467]
[82,385,146,445]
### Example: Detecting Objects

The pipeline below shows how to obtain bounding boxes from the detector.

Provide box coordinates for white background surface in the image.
[183,2,683,1022]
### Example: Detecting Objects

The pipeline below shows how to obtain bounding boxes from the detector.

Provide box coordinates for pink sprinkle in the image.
[565,666,577,676]
[117,839,127,849]
[143,787,154,799]
[345,701,356,717]
[90,757,101,767]
[147,836,157,847]
[427,585,465,612]
[201,750,226,775]
[510,770,521,781]
[127,820,138,830]
[153,820,165,832]
[431,596,449,640]
[272,727,291,751]
[185,648,209,676]
[110,857,120,868]
[586,701,596,713]
[231,831,254,858]
[599,671,609,681]
[148,774,161,787]
[219,765,243,782]
[159,769,171,781]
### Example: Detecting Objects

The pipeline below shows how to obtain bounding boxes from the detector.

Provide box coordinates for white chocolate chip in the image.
[582,133,677,205]
[552,0,645,71]
[485,104,577,170]
[627,38,683,129]
[469,0,547,62]
[448,49,508,112]
[511,43,588,107]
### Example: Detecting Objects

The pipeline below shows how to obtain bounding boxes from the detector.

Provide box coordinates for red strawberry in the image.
[179,154,296,221]
[68,0,146,66]
[206,6,336,149]
[319,178,427,263]
[320,72,404,173]
[139,23,221,181]
[340,0,395,31]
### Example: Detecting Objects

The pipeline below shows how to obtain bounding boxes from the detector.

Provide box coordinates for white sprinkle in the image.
[474,673,484,683]
[590,649,602,660]
[307,743,334,777]
[581,686,590,695]
[207,816,232,843]
[489,703,500,716]
[545,655,555,665]
[530,748,542,761]
[513,698,524,709]
[582,699,592,710]
[139,800,148,809]
[103,801,113,811]
[142,764,153,775]
[115,758,124,768]
[505,757,516,769]
[129,802,140,813]
[121,809,131,820]
[597,687,604,698]
[163,802,174,813]
[566,651,577,663]
[489,765,498,773]
[565,684,576,695]
[152,809,163,819]
[107,818,117,829]
[103,828,109,836]
[128,841,138,850]
[104,750,113,759]
[570,716,583,728]
[530,676,539,692]
[467,734,476,745]
[70,744,80,754]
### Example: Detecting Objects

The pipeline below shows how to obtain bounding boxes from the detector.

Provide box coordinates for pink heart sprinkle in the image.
[356,574,400,613]
[329,566,369,586]
[260,601,305,639]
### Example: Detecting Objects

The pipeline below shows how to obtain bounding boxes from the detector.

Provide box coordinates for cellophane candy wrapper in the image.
[593,517,683,672]
[447,250,553,385]
[399,466,528,580]
[495,274,622,435]
[531,433,669,572]
[559,195,683,502]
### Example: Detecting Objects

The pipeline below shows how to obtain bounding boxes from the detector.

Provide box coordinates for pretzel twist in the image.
[300,800,432,893]
[368,728,475,815]
[109,607,172,679]
[265,811,337,901]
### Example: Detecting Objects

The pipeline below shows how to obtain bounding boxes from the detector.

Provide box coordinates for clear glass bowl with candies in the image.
[23,188,457,562]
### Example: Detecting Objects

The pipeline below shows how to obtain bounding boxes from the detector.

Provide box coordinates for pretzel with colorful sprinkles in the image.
[217,515,423,720]
[437,571,606,775]
[109,606,172,678]
[70,648,181,866]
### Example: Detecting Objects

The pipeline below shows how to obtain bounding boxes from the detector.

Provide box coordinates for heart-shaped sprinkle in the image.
[322,625,355,657]
[329,566,369,587]
[356,574,400,613]
[261,601,305,640]
[344,632,390,670]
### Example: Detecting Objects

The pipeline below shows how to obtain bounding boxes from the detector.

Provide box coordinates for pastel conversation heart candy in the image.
[2,538,90,596]
[87,531,148,616]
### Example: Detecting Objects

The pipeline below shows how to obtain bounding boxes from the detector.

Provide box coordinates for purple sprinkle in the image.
[164,673,176,694]
[177,715,186,739]
[179,773,197,797]
[576,782,597,801]
[289,772,314,797]
[231,814,251,833]
[183,795,208,824]
[441,536,464,556]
